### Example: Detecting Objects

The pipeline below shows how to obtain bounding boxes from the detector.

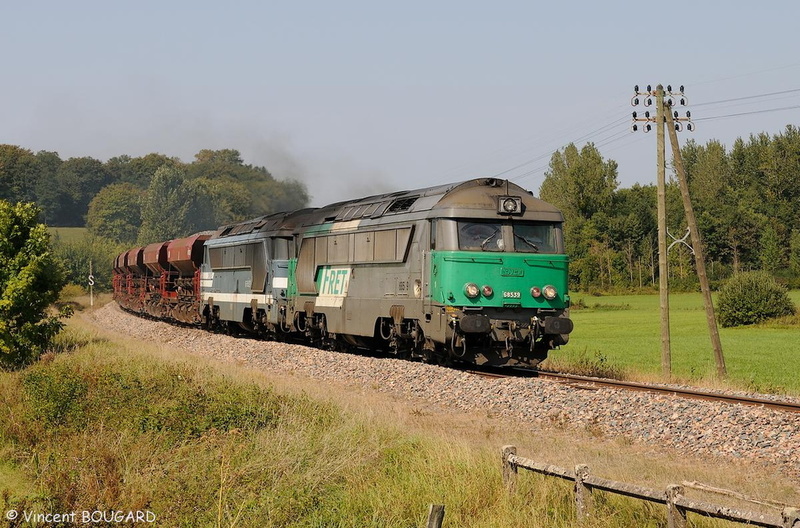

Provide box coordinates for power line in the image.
[694,87,800,107]
[693,104,800,122]
[491,114,629,180]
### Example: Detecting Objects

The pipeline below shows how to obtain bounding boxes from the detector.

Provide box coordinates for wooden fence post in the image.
[575,464,592,522]
[426,504,445,528]
[501,445,517,493]
[783,507,800,528]
[666,485,687,528]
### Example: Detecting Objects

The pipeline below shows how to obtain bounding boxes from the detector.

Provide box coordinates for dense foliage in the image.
[0,201,70,369]
[0,146,309,232]
[0,146,310,290]
[540,125,800,291]
[716,271,796,327]
[52,233,126,292]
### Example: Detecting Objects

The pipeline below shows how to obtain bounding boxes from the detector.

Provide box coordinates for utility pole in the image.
[632,84,727,380]
[664,106,727,378]
[632,85,671,378]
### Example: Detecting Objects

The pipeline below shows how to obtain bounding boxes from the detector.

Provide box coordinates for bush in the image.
[52,233,127,292]
[0,201,71,369]
[717,271,796,327]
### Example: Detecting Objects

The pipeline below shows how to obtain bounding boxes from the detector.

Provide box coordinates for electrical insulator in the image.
[632,124,638,132]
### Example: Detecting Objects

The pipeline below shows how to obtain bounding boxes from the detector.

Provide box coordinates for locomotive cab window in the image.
[458,222,505,252]
[512,222,561,254]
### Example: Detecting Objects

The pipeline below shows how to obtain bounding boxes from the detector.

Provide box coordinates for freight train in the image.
[113,178,573,367]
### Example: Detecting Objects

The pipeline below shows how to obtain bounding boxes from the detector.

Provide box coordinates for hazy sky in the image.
[2,1,799,206]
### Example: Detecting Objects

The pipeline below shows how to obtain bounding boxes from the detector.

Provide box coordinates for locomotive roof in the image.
[301,178,562,224]
[211,178,563,241]
[211,208,319,240]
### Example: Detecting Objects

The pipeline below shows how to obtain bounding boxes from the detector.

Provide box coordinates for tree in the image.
[86,183,144,244]
[790,229,800,276]
[0,145,41,204]
[540,143,620,291]
[106,153,181,188]
[32,150,64,224]
[759,224,783,272]
[186,149,309,217]
[0,201,70,369]
[540,143,618,222]
[137,166,215,244]
[54,157,112,226]
[53,234,126,293]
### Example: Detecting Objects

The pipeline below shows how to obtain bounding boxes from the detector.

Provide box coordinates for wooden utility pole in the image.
[664,106,728,378]
[655,85,671,378]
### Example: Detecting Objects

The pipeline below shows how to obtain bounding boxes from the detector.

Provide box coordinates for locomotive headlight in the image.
[464,282,480,298]
[543,285,558,300]
[530,286,542,298]
[497,195,522,214]
[482,285,494,297]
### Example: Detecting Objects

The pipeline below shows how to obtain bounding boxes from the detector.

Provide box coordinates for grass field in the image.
[542,291,800,395]
[1,316,796,527]
[49,226,88,244]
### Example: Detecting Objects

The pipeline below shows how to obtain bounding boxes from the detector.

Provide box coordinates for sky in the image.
[2,1,799,207]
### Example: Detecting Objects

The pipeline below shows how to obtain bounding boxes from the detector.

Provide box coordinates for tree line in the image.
[0,146,309,291]
[0,146,309,245]
[540,125,800,292]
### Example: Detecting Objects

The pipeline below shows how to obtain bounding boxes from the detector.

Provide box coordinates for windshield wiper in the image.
[514,233,539,252]
[480,229,499,250]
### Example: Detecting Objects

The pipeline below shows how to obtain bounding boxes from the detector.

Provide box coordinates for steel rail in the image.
[466,368,800,414]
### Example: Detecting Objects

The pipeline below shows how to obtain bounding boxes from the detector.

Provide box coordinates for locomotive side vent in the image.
[386,197,418,213]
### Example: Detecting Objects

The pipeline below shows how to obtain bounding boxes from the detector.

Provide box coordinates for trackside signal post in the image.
[631,84,727,379]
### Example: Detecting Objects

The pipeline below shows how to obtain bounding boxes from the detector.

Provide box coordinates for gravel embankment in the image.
[86,303,800,480]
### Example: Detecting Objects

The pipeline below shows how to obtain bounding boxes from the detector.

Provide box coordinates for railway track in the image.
[466,368,800,414]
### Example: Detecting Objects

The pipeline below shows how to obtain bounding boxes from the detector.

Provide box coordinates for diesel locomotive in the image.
[113,178,573,367]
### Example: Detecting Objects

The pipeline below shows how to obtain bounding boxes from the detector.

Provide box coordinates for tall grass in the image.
[0,327,788,527]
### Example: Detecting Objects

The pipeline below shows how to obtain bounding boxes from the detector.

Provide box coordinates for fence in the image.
[501,445,800,528]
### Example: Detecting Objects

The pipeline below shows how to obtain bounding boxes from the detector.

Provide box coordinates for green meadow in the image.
[49,226,89,244]
[543,291,800,395]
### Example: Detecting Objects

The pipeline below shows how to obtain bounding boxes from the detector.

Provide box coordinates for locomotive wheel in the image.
[422,338,449,365]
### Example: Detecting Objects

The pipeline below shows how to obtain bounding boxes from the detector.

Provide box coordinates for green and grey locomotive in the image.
[288,177,572,366]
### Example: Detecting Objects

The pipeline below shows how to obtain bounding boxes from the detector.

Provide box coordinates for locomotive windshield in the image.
[512,223,559,253]
[458,222,504,251]
[456,220,562,254]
